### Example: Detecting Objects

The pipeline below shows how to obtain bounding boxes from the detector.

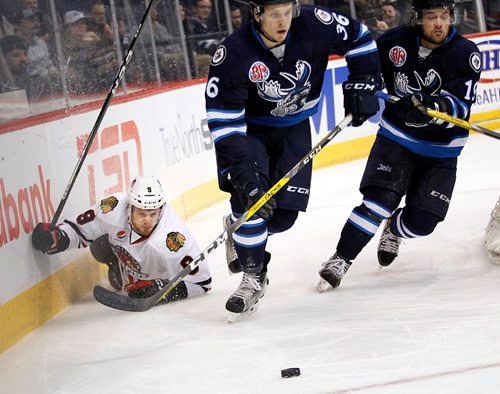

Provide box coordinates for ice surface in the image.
[1,134,500,393]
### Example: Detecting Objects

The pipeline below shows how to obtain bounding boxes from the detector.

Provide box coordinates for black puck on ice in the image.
[281,367,301,378]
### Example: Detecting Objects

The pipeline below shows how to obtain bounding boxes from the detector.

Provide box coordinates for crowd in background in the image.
[0,0,498,123]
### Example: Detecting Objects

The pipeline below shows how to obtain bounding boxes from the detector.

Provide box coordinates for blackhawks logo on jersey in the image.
[166,231,186,252]
[112,244,148,279]
[100,196,118,214]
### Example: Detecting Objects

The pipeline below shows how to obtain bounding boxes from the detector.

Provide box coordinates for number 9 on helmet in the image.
[127,176,166,210]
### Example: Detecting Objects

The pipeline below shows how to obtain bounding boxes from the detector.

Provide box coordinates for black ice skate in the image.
[226,269,269,324]
[223,215,242,274]
[316,252,352,293]
[377,217,401,267]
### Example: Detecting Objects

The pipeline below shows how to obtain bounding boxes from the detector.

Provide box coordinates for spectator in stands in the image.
[62,10,101,94]
[0,10,14,39]
[144,6,186,81]
[187,0,221,76]
[84,1,119,89]
[18,0,53,44]
[12,8,61,91]
[0,35,52,101]
[374,2,401,33]
[87,0,113,43]
[230,5,243,30]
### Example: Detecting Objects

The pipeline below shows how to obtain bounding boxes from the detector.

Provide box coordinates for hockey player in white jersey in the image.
[31,176,212,304]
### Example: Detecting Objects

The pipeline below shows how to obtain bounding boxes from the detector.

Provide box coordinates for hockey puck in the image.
[281,368,301,378]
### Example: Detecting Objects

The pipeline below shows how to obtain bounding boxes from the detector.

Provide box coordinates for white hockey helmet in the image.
[127,176,166,210]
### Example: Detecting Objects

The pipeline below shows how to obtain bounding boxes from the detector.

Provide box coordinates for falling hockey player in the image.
[205,0,381,322]
[316,0,482,292]
[31,176,212,305]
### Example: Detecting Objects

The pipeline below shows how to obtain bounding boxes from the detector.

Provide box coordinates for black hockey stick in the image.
[49,0,159,229]
[93,114,354,311]
[376,91,500,140]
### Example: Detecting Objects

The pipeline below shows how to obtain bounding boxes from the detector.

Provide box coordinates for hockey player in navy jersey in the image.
[205,0,381,321]
[316,0,482,292]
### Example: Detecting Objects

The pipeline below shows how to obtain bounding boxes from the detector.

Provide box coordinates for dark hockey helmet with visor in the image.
[412,0,456,24]
[249,0,300,18]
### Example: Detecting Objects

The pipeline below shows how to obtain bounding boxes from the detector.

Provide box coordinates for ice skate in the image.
[223,215,242,274]
[485,197,500,264]
[226,271,269,324]
[316,253,351,293]
[377,217,401,267]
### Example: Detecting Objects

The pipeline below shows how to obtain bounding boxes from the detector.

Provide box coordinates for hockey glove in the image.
[126,279,166,299]
[395,92,448,125]
[126,279,190,304]
[342,75,380,127]
[32,223,70,254]
[228,161,277,220]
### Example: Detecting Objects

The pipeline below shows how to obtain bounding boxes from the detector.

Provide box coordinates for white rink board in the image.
[0,31,498,305]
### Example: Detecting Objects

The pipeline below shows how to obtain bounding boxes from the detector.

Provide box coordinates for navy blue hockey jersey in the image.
[376,25,482,158]
[205,5,380,183]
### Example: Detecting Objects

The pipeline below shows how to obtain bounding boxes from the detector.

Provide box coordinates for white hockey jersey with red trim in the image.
[58,192,211,292]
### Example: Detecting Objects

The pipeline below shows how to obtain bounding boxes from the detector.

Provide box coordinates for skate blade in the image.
[227,302,260,324]
[315,278,332,293]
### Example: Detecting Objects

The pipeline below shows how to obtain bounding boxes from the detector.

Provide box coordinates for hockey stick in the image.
[93,114,354,311]
[375,91,500,141]
[49,0,158,229]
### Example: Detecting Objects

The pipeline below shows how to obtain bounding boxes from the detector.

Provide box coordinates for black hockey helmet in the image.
[249,0,300,18]
[412,0,455,23]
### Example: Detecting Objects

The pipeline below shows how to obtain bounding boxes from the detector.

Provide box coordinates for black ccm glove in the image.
[32,223,70,254]
[228,161,276,220]
[342,75,380,127]
[395,92,448,125]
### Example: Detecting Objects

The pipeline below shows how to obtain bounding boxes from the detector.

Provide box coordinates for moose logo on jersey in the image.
[100,196,118,214]
[257,60,312,117]
[166,231,186,252]
[394,69,442,97]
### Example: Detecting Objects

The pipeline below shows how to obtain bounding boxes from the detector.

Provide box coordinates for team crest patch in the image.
[166,231,186,252]
[469,52,481,73]
[211,45,226,66]
[314,8,333,25]
[389,46,407,67]
[100,196,118,214]
[249,61,270,83]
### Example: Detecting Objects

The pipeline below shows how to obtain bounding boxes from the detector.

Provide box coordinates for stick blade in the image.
[93,285,154,312]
